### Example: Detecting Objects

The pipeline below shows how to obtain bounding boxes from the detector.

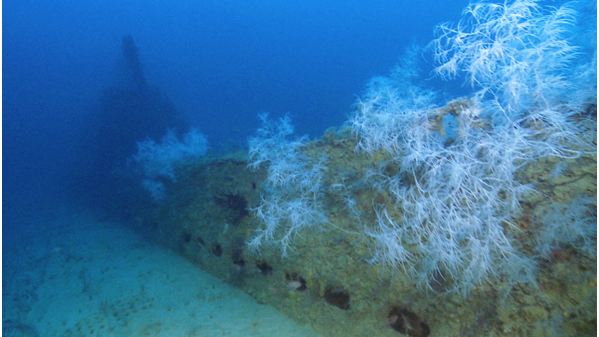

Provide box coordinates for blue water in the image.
[3,0,595,335]
[3,0,475,225]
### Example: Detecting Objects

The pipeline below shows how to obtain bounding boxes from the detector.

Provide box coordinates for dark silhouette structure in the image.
[81,35,189,213]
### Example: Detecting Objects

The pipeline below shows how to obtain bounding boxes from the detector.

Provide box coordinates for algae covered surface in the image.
[126,2,597,335]
[136,119,596,337]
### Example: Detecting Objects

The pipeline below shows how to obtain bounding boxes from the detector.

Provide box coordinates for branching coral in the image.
[247,114,328,256]
[352,0,596,297]
[430,0,579,114]
[133,128,208,201]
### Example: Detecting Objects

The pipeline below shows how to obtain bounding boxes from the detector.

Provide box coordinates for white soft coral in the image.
[430,0,579,114]
[133,128,208,201]
[248,114,328,256]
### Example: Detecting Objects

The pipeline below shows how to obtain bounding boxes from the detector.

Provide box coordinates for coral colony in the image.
[129,0,595,298]
[133,128,208,201]
[245,0,596,297]
[247,113,329,257]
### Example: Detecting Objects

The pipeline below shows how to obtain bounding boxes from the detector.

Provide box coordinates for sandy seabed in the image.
[3,209,323,337]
